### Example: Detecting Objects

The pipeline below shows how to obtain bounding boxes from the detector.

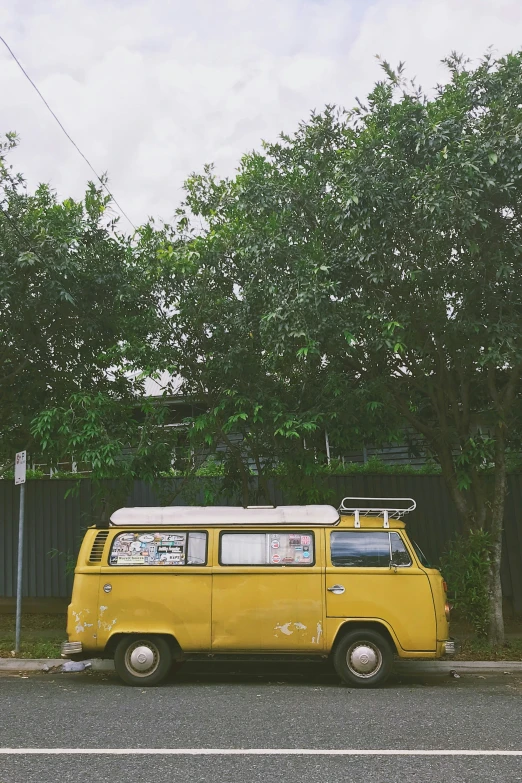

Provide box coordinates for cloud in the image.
[1,0,520,226]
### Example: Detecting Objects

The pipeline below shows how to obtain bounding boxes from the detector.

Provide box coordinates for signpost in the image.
[14,450,26,654]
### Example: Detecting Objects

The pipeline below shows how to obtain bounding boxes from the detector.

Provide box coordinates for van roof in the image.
[109,505,341,527]
[109,503,411,529]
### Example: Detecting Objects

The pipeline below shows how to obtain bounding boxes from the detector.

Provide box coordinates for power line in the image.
[0,35,136,231]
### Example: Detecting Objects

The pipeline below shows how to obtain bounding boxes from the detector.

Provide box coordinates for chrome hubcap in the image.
[126,641,159,677]
[347,642,382,678]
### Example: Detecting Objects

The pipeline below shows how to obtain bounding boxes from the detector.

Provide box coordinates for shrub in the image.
[440,530,491,637]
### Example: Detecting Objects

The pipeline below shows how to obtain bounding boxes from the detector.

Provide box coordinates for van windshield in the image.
[411,539,432,568]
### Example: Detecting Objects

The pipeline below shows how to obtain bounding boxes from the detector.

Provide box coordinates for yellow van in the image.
[62,498,454,687]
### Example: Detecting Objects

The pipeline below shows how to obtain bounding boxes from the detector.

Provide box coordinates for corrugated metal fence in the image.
[1,475,521,611]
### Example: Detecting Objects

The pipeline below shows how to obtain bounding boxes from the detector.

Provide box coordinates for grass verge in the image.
[0,614,65,658]
[0,639,62,658]
[454,638,522,662]
[0,613,65,632]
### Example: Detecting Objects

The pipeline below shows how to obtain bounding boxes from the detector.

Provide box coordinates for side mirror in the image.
[389,561,398,573]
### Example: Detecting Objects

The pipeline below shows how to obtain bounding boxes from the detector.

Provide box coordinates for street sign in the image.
[15,450,26,485]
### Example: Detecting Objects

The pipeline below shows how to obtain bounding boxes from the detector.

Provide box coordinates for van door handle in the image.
[327,584,345,594]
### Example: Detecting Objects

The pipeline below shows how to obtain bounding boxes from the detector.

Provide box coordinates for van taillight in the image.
[442,580,448,593]
[445,602,451,619]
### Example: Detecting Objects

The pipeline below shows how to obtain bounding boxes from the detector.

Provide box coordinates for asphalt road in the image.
[1,663,522,782]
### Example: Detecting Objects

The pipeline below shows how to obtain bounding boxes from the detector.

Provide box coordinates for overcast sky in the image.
[1,0,521,228]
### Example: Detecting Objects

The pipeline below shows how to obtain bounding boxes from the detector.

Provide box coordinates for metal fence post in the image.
[15,481,25,654]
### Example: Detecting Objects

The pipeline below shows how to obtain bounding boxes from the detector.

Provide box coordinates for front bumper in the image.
[61,640,83,658]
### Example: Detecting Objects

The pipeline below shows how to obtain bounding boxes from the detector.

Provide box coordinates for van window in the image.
[109,531,207,566]
[390,533,411,566]
[220,531,314,566]
[330,531,410,567]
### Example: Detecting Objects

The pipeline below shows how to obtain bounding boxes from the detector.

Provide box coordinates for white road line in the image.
[0,749,521,756]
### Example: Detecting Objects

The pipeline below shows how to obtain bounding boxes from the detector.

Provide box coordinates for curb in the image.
[394,660,522,675]
[0,658,114,672]
[1,658,522,674]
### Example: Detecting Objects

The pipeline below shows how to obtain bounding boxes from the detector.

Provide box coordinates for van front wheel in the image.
[114,635,172,686]
[333,629,393,688]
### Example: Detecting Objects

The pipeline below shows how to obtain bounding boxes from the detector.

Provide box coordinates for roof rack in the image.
[338,497,416,528]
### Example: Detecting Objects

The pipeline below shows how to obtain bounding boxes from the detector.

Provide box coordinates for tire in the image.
[114,635,172,687]
[333,629,393,688]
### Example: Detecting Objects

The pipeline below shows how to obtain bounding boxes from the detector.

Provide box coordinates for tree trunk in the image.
[218,429,252,507]
[487,426,507,645]
[232,445,250,507]
[251,447,272,505]
[433,442,474,530]
[487,534,504,645]
[240,463,250,507]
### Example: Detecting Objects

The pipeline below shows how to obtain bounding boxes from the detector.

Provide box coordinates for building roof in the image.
[143,372,182,397]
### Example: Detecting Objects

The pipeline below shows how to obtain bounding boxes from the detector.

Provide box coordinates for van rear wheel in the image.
[114,635,172,686]
[333,629,393,688]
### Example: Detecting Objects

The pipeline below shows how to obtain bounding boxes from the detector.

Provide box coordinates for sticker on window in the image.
[110,531,207,566]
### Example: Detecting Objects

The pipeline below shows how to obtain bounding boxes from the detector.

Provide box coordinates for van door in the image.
[212,529,325,651]
[325,530,436,651]
[98,529,212,652]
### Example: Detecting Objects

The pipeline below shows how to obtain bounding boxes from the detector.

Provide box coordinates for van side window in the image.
[220,531,314,566]
[330,532,411,567]
[390,532,411,566]
[109,531,207,566]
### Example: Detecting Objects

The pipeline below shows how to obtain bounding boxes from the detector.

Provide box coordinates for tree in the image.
[335,53,522,644]
[193,52,521,642]
[0,134,158,465]
[130,168,399,505]
[31,391,180,487]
